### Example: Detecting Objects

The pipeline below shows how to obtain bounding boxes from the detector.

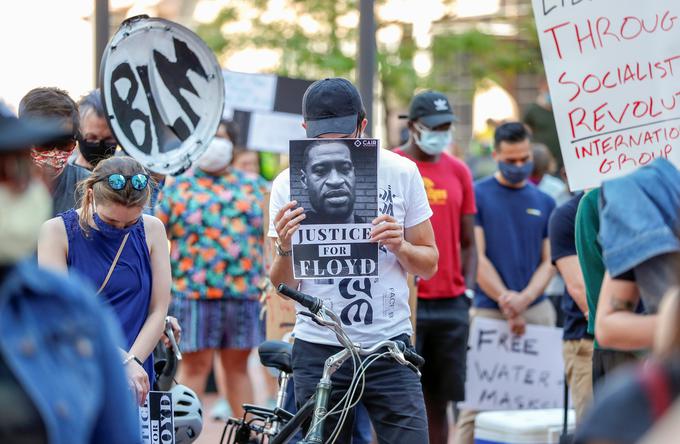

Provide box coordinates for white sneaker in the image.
[210,398,232,421]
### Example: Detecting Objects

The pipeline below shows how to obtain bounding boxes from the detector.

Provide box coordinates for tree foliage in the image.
[196,0,544,130]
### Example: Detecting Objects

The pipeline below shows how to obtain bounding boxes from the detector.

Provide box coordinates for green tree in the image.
[197,0,543,142]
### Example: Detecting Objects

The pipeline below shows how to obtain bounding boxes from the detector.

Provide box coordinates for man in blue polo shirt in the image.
[455,122,557,444]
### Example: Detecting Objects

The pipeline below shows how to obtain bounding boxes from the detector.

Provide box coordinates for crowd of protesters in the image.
[1,72,680,444]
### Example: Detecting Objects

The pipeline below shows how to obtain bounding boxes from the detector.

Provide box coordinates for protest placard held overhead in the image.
[532,0,680,190]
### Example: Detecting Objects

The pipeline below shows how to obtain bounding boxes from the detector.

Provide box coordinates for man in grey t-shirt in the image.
[18,87,89,215]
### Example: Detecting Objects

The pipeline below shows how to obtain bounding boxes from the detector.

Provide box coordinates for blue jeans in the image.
[600,158,680,278]
[291,336,429,444]
[600,158,680,312]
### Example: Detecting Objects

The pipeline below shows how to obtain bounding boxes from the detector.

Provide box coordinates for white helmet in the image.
[171,384,203,444]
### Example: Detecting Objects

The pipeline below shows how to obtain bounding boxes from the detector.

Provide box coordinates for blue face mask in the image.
[414,123,452,156]
[93,212,137,238]
[498,161,534,185]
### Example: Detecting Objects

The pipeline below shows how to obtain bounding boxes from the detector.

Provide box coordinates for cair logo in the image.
[423,177,447,206]
[356,139,378,148]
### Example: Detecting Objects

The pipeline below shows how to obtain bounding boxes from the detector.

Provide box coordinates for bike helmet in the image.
[171,384,203,444]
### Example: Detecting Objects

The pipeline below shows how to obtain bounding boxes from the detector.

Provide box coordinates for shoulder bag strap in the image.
[97,233,130,295]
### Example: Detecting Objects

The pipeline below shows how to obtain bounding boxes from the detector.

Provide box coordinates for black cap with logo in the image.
[406,90,456,128]
[302,78,365,138]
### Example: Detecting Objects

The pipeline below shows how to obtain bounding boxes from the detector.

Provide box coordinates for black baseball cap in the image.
[0,101,69,152]
[302,78,365,138]
[405,90,456,128]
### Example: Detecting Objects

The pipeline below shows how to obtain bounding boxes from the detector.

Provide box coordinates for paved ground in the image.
[194,352,457,444]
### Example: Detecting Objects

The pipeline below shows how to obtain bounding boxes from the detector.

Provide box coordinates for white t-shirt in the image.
[268,149,433,347]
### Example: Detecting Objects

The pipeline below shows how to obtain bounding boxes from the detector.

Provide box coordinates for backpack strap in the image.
[638,361,673,421]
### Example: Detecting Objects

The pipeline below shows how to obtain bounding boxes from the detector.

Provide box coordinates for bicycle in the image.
[221,284,424,444]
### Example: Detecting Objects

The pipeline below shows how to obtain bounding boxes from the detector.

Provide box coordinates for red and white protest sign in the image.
[532,1,680,190]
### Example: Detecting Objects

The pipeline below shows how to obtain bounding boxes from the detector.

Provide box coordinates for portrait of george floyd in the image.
[289,138,379,279]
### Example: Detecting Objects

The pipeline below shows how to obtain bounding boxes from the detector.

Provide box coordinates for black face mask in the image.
[77,138,117,168]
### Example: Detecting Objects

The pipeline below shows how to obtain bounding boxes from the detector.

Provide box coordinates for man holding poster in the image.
[268,77,438,443]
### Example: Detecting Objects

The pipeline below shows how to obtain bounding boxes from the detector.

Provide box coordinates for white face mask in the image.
[0,181,52,265]
[414,123,452,156]
[196,137,233,173]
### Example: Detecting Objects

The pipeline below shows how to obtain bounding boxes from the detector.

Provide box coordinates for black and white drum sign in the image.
[100,15,224,175]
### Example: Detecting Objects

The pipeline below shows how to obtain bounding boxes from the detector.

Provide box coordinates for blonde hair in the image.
[77,156,151,233]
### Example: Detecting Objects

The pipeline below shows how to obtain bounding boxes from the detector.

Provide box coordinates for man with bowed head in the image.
[268,77,438,443]
[394,90,478,444]
[455,122,557,444]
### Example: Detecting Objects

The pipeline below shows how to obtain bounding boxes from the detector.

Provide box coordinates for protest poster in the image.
[139,391,175,444]
[289,138,379,280]
[223,71,313,153]
[100,16,224,175]
[459,317,564,411]
[532,1,680,190]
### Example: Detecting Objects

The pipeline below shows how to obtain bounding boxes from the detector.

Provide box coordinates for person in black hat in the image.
[0,100,140,443]
[394,90,478,444]
[268,78,438,443]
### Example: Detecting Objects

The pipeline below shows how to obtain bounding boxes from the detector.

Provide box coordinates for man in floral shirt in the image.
[156,137,268,417]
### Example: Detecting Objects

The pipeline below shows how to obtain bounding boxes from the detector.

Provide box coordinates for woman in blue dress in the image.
[38,156,171,406]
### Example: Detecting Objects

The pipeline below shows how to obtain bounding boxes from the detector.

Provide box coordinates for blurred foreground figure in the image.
[0,101,140,443]
[576,288,680,444]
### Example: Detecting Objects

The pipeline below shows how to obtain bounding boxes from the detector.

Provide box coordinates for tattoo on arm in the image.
[610,297,636,312]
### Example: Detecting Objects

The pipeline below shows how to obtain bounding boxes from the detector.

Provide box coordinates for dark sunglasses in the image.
[95,173,149,191]
[34,134,77,152]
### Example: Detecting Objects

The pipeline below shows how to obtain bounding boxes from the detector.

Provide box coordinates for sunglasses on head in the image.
[95,173,149,191]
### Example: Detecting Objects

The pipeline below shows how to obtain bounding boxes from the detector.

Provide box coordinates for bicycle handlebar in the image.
[277,284,323,314]
[279,284,425,370]
[395,341,425,368]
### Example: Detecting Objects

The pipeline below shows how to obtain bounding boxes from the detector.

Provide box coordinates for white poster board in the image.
[222,71,277,118]
[248,111,307,153]
[460,318,564,411]
[139,391,175,444]
[532,1,680,190]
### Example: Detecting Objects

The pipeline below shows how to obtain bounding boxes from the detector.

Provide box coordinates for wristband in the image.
[276,239,292,257]
[123,354,144,366]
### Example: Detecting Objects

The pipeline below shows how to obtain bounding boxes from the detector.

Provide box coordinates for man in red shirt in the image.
[395,90,477,444]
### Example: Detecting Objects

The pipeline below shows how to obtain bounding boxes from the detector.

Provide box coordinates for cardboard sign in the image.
[532,1,680,190]
[460,318,564,411]
[139,391,174,444]
[289,138,379,279]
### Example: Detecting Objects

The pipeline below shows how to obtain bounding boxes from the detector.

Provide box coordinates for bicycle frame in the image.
[224,285,422,444]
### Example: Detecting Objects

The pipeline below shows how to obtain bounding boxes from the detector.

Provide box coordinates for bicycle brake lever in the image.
[297,311,326,326]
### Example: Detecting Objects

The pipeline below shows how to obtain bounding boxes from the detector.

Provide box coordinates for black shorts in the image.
[415,296,470,402]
